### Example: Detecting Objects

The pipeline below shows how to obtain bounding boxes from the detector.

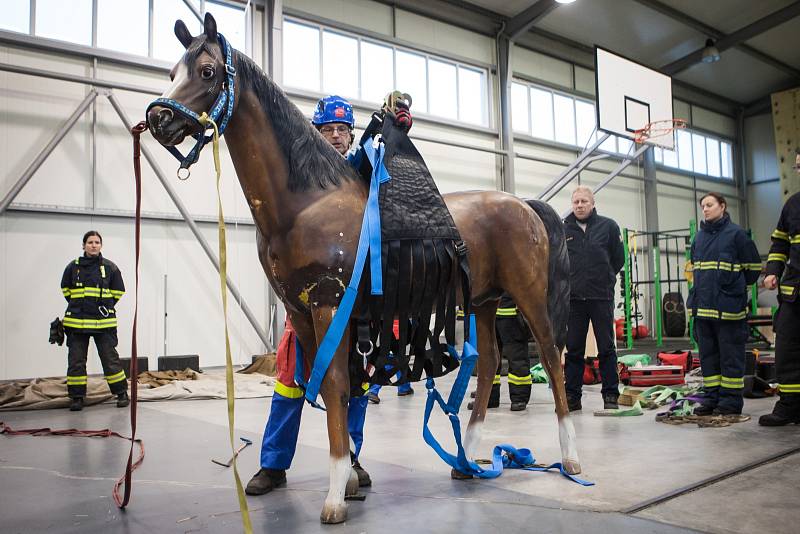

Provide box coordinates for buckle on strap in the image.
[225,64,236,76]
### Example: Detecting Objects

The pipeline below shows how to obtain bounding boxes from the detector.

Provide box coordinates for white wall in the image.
[745,112,781,254]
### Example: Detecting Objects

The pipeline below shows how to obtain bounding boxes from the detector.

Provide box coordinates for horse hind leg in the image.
[515,296,581,475]
[454,304,499,480]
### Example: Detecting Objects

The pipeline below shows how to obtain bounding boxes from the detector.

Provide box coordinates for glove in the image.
[49,317,65,346]
[394,100,412,132]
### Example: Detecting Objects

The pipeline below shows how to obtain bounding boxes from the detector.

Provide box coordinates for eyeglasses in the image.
[319,125,351,136]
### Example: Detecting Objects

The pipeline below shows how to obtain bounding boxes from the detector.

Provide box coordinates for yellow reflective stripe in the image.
[721,376,744,389]
[110,289,125,299]
[493,374,501,385]
[496,307,517,316]
[768,253,788,263]
[721,311,747,320]
[696,308,719,319]
[361,382,370,392]
[791,235,800,244]
[778,384,800,393]
[780,285,796,296]
[66,376,88,385]
[106,370,127,384]
[771,229,790,241]
[62,287,70,296]
[703,375,721,387]
[507,373,533,385]
[100,265,106,278]
[274,381,304,399]
[744,263,762,271]
[62,317,118,329]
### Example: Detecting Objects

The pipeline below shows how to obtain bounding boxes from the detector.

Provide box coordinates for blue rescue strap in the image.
[422,315,593,486]
[146,33,237,172]
[294,137,389,408]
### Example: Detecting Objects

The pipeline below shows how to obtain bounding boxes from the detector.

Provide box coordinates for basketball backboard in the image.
[595,47,676,150]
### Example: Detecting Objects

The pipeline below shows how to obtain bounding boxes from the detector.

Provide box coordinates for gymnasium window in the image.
[512,80,735,180]
[2,0,248,62]
[282,17,490,127]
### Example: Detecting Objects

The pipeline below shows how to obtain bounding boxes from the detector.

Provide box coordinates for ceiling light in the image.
[701,38,720,63]
[555,0,577,4]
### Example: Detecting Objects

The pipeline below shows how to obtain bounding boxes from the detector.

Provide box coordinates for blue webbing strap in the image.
[295,137,387,408]
[422,315,593,485]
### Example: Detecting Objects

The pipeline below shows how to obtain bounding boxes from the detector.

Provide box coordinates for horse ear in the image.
[204,12,218,41]
[174,20,193,49]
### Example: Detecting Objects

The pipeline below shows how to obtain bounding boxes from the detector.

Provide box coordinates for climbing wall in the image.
[771,87,800,200]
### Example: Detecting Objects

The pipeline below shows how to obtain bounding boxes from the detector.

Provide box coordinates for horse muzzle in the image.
[146,105,192,146]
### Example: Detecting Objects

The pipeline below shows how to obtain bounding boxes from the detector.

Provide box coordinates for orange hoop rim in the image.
[634,118,688,144]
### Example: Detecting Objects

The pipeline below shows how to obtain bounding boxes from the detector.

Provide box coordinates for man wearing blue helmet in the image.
[246,94,412,497]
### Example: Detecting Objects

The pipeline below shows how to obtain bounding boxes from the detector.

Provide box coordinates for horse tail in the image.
[525,199,570,352]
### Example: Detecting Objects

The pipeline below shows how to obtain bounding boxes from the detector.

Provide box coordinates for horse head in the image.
[147,13,235,148]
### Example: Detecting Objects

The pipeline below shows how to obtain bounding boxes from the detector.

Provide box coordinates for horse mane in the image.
[232,50,362,192]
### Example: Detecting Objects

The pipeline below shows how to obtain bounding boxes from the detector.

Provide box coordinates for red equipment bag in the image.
[583,357,600,385]
[657,350,694,372]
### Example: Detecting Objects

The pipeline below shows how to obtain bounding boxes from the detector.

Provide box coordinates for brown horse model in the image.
[147,13,580,524]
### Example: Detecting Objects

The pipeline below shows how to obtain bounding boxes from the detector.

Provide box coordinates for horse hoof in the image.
[320,502,348,524]
[345,467,360,497]
[562,459,582,475]
[451,468,473,480]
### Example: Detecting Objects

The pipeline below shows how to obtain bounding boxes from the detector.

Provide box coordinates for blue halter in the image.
[147,33,236,176]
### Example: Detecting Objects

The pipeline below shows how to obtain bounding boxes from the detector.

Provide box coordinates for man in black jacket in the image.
[563,186,625,411]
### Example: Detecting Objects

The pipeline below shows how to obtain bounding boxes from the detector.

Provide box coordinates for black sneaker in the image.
[367,392,380,404]
[603,394,619,410]
[510,401,527,412]
[567,396,582,412]
[397,387,414,397]
[69,397,83,411]
[116,392,130,408]
[244,468,287,495]
[468,399,500,410]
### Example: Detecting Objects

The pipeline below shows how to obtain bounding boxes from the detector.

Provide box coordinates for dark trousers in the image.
[695,319,748,414]
[490,316,532,404]
[565,299,619,398]
[774,300,800,414]
[66,331,127,398]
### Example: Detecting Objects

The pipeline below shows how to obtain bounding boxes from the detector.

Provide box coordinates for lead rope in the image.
[114,121,147,508]
[199,113,253,533]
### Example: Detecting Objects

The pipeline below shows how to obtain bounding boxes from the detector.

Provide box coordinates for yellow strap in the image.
[200,114,252,533]
[275,381,304,399]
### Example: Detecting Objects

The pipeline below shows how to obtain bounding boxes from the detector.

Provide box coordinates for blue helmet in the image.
[312,95,354,129]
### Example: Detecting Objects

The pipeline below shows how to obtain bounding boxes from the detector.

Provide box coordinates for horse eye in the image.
[201,67,215,80]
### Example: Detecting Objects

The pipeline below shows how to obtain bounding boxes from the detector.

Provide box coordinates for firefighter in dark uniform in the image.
[688,193,761,416]
[61,230,128,411]
[493,294,533,411]
[760,153,800,426]
[564,186,625,411]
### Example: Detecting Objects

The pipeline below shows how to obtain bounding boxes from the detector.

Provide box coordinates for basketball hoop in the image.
[634,119,687,144]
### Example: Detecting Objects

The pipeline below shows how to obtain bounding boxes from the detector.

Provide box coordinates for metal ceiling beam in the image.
[634,0,800,80]
[505,0,559,41]
[661,1,800,75]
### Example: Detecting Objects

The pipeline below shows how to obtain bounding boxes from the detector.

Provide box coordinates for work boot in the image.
[397,386,414,397]
[693,403,715,416]
[567,395,582,412]
[69,397,84,411]
[352,458,372,487]
[510,401,527,412]
[367,392,380,404]
[245,468,287,495]
[759,412,800,426]
[603,394,619,410]
[116,391,130,408]
[468,398,500,410]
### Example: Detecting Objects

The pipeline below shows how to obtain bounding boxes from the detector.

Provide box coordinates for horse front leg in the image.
[311,304,357,524]
[455,304,499,479]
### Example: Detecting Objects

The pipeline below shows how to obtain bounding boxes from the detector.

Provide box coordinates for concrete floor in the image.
[1,375,799,534]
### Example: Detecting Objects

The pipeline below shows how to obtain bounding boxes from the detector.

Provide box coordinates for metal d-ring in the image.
[177,167,191,180]
[356,340,374,357]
